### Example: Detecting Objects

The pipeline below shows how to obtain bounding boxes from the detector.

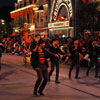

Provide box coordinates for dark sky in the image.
[0,0,17,21]
[0,0,17,7]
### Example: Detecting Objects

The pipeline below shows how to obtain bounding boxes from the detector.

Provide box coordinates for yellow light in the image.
[29,25,35,31]
[33,7,38,11]
[1,20,4,23]
[35,10,44,13]
[43,4,48,8]
[18,0,22,2]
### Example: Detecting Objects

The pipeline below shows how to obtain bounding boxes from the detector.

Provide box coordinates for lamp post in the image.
[0,19,7,37]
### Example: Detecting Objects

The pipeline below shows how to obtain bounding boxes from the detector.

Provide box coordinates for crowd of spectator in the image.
[1,32,100,67]
[2,36,29,56]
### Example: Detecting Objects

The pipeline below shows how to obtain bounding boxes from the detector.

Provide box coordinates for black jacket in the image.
[31,48,49,70]
[49,46,64,62]
[69,45,82,60]
[89,45,99,59]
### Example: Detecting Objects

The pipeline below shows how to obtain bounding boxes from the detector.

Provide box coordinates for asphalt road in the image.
[0,54,100,100]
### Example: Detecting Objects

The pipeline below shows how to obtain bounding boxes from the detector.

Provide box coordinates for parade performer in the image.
[31,39,50,96]
[86,40,100,78]
[68,39,83,79]
[48,39,63,84]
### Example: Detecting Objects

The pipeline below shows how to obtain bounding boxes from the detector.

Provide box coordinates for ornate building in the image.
[10,0,75,38]
[10,0,48,29]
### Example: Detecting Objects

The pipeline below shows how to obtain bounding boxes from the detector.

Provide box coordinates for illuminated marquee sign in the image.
[50,0,73,22]
[48,21,69,29]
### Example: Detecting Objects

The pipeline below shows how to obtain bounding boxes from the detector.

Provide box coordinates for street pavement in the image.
[0,54,100,100]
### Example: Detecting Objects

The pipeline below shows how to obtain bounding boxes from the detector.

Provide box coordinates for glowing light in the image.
[29,25,35,31]
[98,58,100,60]
[18,0,22,2]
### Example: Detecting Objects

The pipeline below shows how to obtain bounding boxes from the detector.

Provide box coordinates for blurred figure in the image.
[86,40,100,78]
[68,39,83,79]
[0,40,4,71]
[48,39,63,84]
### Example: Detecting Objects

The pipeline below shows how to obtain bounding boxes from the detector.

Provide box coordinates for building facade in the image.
[11,0,48,29]
[10,0,75,38]
[48,0,74,38]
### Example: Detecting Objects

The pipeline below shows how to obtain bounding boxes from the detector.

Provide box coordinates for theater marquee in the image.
[48,21,69,29]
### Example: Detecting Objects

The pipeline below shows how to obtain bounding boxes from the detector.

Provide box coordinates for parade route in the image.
[0,54,100,100]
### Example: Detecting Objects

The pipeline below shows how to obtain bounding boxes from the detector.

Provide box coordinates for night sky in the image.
[0,0,17,21]
[0,0,17,7]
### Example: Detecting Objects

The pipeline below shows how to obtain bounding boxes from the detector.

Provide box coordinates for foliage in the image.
[76,2,100,33]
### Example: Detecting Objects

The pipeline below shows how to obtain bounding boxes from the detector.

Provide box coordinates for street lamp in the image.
[1,22,5,25]
[1,20,5,25]
[0,19,7,36]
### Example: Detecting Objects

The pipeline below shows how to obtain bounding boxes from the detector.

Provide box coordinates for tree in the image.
[76,2,100,34]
